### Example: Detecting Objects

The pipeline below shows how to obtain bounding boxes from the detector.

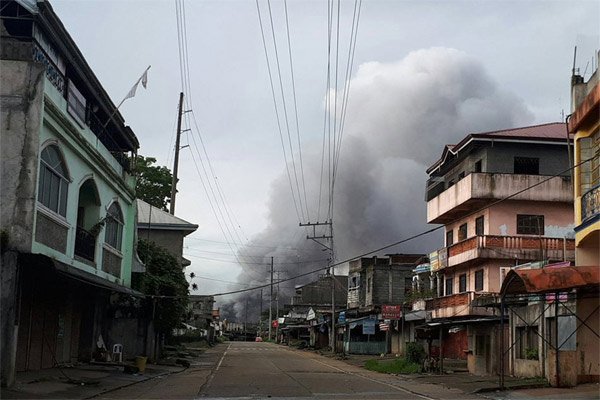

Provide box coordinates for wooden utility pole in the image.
[170,92,184,215]
[268,257,273,341]
[259,288,263,336]
[300,220,335,351]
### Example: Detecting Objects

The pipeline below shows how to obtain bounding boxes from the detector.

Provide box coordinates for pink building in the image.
[421,123,575,375]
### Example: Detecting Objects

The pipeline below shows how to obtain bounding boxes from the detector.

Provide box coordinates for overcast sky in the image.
[51,0,598,312]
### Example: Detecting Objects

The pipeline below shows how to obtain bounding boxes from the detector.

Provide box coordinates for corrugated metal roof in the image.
[136,199,198,232]
[501,266,600,295]
[472,122,567,140]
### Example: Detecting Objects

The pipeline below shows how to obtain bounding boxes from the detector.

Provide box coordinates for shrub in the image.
[405,342,426,365]
[364,358,421,374]
[525,347,539,360]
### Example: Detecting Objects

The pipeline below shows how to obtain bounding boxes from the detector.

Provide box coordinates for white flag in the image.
[121,66,151,103]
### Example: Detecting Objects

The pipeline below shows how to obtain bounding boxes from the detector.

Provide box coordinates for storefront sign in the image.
[382,305,402,320]
[362,320,375,335]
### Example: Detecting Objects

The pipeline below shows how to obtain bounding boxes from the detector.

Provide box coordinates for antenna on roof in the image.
[572,46,578,77]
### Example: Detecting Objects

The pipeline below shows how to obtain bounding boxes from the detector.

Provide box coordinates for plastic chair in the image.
[112,343,123,363]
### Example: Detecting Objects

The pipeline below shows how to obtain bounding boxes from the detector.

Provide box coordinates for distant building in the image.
[286,274,348,349]
[1,0,140,386]
[345,254,424,355]
[188,295,216,341]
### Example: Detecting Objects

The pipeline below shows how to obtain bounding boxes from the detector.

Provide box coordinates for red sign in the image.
[382,305,402,320]
[272,320,279,328]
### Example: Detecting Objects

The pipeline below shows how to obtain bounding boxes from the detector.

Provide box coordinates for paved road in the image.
[99,342,480,400]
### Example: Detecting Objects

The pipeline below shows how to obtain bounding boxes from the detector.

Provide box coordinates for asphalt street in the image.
[97,342,479,400]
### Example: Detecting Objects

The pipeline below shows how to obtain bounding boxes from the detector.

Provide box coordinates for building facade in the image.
[421,123,576,375]
[345,254,423,355]
[1,0,141,386]
[570,52,599,266]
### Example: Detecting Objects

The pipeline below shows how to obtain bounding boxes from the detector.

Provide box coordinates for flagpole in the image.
[102,65,151,130]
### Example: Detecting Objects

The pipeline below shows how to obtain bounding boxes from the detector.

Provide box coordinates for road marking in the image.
[300,354,437,400]
[198,343,231,396]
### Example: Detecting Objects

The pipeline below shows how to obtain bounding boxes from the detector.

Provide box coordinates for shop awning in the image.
[52,259,145,297]
[501,265,600,295]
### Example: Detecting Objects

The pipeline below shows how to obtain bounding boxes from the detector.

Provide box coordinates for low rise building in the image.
[1,0,141,385]
[345,254,423,355]
[421,122,575,375]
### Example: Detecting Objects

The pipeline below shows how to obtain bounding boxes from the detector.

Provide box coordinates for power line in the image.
[283,0,310,222]
[266,0,307,223]
[185,236,319,252]
[184,251,329,266]
[255,0,303,225]
[203,156,594,297]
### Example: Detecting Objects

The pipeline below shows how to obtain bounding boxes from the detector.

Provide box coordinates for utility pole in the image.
[259,288,263,337]
[268,257,273,341]
[300,220,335,351]
[170,92,184,215]
[275,271,282,343]
[244,297,248,335]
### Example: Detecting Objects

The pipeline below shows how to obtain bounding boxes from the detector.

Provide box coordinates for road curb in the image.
[83,366,187,399]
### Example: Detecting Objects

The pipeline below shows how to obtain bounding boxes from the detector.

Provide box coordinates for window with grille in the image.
[459,273,467,292]
[445,278,453,296]
[458,223,467,241]
[516,215,544,235]
[67,80,87,127]
[37,145,69,216]
[516,326,539,359]
[578,129,600,194]
[475,270,484,291]
[104,202,124,251]
[514,157,539,174]
[446,230,453,246]
[475,216,484,235]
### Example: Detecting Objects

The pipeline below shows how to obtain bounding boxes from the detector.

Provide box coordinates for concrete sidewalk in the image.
[1,363,185,399]
[326,351,598,399]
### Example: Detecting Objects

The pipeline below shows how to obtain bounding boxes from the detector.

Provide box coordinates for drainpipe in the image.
[499,296,505,390]
[555,291,560,387]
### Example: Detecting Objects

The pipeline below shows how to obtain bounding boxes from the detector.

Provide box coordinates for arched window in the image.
[105,202,123,251]
[38,145,69,216]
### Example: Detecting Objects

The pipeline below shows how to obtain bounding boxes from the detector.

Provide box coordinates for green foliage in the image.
[405,342,426,365]
[135,156,173,211]
[364,358,421,374]
[405,289,435,304]
[525,347,539,360]
[136,239,188,335]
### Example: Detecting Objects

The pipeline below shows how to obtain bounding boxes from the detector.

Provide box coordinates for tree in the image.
[136,239,189,335]
[135,156,173,211]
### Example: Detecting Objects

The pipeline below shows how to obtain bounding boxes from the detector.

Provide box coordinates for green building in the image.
[1,0,145,386]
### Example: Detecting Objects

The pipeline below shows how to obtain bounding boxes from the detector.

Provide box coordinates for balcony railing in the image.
[581,184,599,223]
[437,235,575,269]
[75,227,96,262]
[33,42,65,93]
[425,292,496,319]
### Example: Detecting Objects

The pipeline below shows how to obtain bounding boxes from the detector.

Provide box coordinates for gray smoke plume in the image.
[223,47,533,321]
